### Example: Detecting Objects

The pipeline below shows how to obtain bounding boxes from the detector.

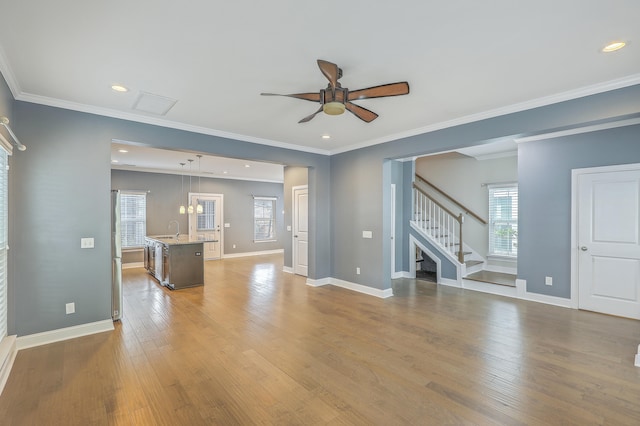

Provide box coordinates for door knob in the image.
[580,246,588,251]
[294,235,298,238]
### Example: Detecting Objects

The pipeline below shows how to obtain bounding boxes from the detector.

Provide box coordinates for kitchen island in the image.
[144,235,205,290]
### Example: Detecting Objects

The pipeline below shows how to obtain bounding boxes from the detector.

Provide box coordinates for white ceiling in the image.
[0,1,638,162]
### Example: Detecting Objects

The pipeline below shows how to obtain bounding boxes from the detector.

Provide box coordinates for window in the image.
[197,199,216,231]
[254,196,276,242]
[120,191,147,248]
[488,184,518,258]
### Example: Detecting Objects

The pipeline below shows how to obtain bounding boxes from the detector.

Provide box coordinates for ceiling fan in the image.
[261,59,410,123]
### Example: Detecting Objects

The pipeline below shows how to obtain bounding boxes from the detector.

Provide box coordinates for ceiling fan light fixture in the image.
[602,41,626,52]
[323,101,346,116]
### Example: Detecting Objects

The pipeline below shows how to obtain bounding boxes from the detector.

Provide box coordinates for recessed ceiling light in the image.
[602,41,626,52]
[111,84,129,92]
[322,135,331,140]
[223,171,228,174]
[118,149,128,153]
[111,159,119,163]
[244,164,250,168]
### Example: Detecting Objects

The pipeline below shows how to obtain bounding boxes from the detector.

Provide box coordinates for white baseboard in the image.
[123,262,144,269]
[282,266,294,274]
[306,277,330,287]
[0,335,17,396]
[440,278,461,288]
[326,278,393,299]
[16,319,115,350]
[223,249,284,259]
[516,279,573,308]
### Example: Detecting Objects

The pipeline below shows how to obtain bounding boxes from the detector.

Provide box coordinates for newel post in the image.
[457,214,465,263]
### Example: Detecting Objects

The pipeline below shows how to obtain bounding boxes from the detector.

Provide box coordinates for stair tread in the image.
[465,260,483,267]
[464,270,516,287]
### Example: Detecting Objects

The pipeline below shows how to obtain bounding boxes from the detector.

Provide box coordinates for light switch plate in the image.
[81,237,94,248]
[287,226,292,231]
[224,223,230,228]
[362,231,373,239]
[66,302,75,314]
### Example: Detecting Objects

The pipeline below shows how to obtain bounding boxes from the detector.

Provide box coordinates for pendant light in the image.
[187,159,194,214]
[196,154,203,214]
[179,162,186,214]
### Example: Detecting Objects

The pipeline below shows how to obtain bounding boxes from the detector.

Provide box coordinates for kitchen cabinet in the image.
[144,236,205,289]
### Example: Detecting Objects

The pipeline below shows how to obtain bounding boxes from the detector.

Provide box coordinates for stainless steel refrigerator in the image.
[111,190,123,321]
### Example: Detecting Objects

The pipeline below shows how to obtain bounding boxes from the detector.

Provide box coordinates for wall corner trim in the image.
[282,266,294,274]
[306,277,393,298]
[16,319,114,350]
[0,335,17,396]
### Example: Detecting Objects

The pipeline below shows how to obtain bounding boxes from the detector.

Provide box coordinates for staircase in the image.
[411,176,488,282]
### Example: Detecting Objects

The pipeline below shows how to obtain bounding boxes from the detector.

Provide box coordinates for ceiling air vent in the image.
[132,91,177,116]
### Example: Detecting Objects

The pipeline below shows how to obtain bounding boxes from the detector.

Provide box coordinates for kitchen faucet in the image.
[168,220,180,238]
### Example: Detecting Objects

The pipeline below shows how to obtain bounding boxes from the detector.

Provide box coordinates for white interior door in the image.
[293,186,308,277]
[189,193,223,260]
[577,166,640,319]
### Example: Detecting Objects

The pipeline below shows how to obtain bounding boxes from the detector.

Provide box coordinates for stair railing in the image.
[415,173,487,225]
[413,183,465,263]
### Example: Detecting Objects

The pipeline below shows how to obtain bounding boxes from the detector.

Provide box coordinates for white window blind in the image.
[197,199,216,231]
[253,196,276,242]
[0,148,8,339]
[488,184,518,257]
[120,192,147,248]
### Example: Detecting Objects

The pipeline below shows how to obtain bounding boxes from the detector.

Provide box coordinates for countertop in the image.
[146,235,218,246]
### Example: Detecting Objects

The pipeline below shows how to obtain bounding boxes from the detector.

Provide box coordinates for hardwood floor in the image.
[2,254,640,425]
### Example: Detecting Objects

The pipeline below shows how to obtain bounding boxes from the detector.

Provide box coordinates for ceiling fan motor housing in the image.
[322,88,347,115]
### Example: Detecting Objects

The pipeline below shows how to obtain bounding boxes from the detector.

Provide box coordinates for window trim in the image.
[487,183,518,258]
[253,196,277,243]
[120,191,147,249]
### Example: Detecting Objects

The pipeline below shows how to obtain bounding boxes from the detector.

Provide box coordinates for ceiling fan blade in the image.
[298,107,324,123]
[260,92,321,102]
[347,82,410,101]
[317,60,339,90]
[345,102,379,123]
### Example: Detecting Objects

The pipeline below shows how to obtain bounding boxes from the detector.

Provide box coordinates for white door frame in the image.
[189,192,224,259]
[570,162,640,309]
[391,184,398,279]
[292,185,308,277]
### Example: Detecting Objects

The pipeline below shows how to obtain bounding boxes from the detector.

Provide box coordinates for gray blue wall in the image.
[518,124,640,297]
[4,66,640,337]
[111,169,284,255]
[9,100,330,336]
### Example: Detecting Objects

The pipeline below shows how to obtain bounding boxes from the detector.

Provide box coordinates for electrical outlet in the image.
[356,267,361,275]
[66,302,75,314]
[545,276,553,286]
[232,244,236,249]
[80,237,94,248]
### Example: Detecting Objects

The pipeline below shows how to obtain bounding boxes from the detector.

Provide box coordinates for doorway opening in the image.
[415,247,437,283]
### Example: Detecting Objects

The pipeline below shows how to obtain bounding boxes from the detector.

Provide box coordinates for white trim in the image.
[516,279,573,308]
[16,320,114,350]
[484,264,518,275]
[123,262,144,269]
[0,335,17,396]
[3,33,638,158]
[306,277,330,287]
[325,278,394,299]
[282,266,294,274]
[391,271,404,279]
[462,278,517,297]
[515,117,640,144]
[222,248,284,259]
[440,278,461,288]
[16,92,333,156]
[330,74,640,155]
[635,345,640,368]
[570,162,640,311]
[292,185,309,277]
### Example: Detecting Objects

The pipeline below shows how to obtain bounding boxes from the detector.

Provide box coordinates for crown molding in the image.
[329,73,640,155]
[514,117,640,144]
[14,92,332,156]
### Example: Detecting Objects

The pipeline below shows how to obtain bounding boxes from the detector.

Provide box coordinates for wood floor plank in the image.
[1,254,640,425]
